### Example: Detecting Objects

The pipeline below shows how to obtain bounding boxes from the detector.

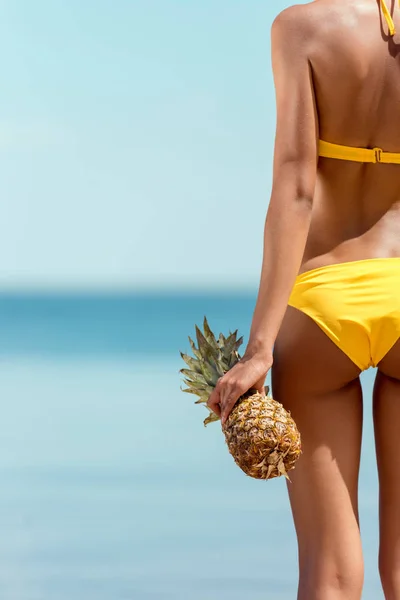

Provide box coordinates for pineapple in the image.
[179,317,301,480]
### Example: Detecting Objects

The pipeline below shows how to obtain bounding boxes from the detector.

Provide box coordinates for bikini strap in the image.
[380,0,397,36]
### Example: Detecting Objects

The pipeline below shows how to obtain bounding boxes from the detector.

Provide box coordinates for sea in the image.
[0,291,383,599]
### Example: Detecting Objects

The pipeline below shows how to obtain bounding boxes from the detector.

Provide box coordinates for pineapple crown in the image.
[179,316,244,426]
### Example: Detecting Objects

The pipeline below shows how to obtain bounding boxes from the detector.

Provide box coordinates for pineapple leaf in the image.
[180,386,201,396]
[214,360,225,377]
[182,377,204,391]
[203,316,218,347]
[234,335,244,352]
[221,330,241,360]
[277,459,290,481]
[195,325,220,363]
[204,411,220,427]
[188,336,202,360]
[266,464,275,479]
[198,359,221,386]
[179,368,205,384]
[180,318,246,428]
[180,351,203,373]
[194,397,209,404]
[195,382,214,394]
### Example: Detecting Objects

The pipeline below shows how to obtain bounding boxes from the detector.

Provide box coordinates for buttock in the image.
[288,257,400,371]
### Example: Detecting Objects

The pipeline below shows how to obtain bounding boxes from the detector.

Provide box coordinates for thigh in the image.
[272,306,363,572]
[373,368,400,567]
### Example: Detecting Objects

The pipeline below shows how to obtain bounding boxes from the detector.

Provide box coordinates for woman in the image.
[206,0,400,598]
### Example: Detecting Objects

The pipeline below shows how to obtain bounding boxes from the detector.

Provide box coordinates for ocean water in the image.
[0,292,384,599]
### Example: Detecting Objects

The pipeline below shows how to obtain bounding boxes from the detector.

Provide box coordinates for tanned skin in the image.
[207,1,400,598]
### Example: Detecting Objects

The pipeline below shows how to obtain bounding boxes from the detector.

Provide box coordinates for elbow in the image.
[294,192,314,210]
[271,161,316,209]
[270,182,315,211]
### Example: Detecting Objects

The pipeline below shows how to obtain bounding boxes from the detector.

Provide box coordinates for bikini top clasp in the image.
[373,147,383,162]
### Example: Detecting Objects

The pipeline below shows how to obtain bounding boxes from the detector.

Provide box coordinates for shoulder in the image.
[271,2,327,52]
[272,3,314,37]
[271,3,316,64]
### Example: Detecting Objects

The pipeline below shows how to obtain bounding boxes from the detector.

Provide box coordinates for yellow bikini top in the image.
[319,0,400,164]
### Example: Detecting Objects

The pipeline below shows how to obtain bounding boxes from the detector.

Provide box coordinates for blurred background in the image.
[0,1,382,599]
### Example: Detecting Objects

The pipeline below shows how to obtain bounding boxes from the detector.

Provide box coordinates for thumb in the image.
[252,375,267,396]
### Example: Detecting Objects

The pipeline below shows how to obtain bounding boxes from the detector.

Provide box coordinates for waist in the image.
[299,240,400,276]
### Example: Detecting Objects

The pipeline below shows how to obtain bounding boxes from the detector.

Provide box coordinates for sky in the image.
[0,0,293,292]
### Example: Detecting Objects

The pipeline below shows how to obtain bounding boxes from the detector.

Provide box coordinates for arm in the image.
[246,8,319,359]
[208,8,319,424]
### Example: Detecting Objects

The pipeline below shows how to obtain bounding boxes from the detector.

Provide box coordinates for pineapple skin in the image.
[223,389,301,480]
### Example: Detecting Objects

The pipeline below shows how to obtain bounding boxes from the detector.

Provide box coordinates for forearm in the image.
[246,190,313,357]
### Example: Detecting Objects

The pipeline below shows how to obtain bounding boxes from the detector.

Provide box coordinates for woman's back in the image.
[297,0,400,271]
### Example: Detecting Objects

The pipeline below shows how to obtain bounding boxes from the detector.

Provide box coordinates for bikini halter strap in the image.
[380,0,398,36]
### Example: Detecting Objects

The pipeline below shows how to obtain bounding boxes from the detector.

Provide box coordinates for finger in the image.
[221,396,237,425]
[207,387,221,416]
[220,382,243,425]
[209,392,222,417]
[211,402,221,417]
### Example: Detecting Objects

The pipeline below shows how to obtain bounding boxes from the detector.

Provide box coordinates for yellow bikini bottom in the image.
[288,257,400,371]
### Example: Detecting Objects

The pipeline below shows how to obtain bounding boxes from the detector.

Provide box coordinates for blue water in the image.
[0,293,383,599]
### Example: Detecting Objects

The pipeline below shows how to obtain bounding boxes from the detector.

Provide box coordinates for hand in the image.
[207,352,273,426]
